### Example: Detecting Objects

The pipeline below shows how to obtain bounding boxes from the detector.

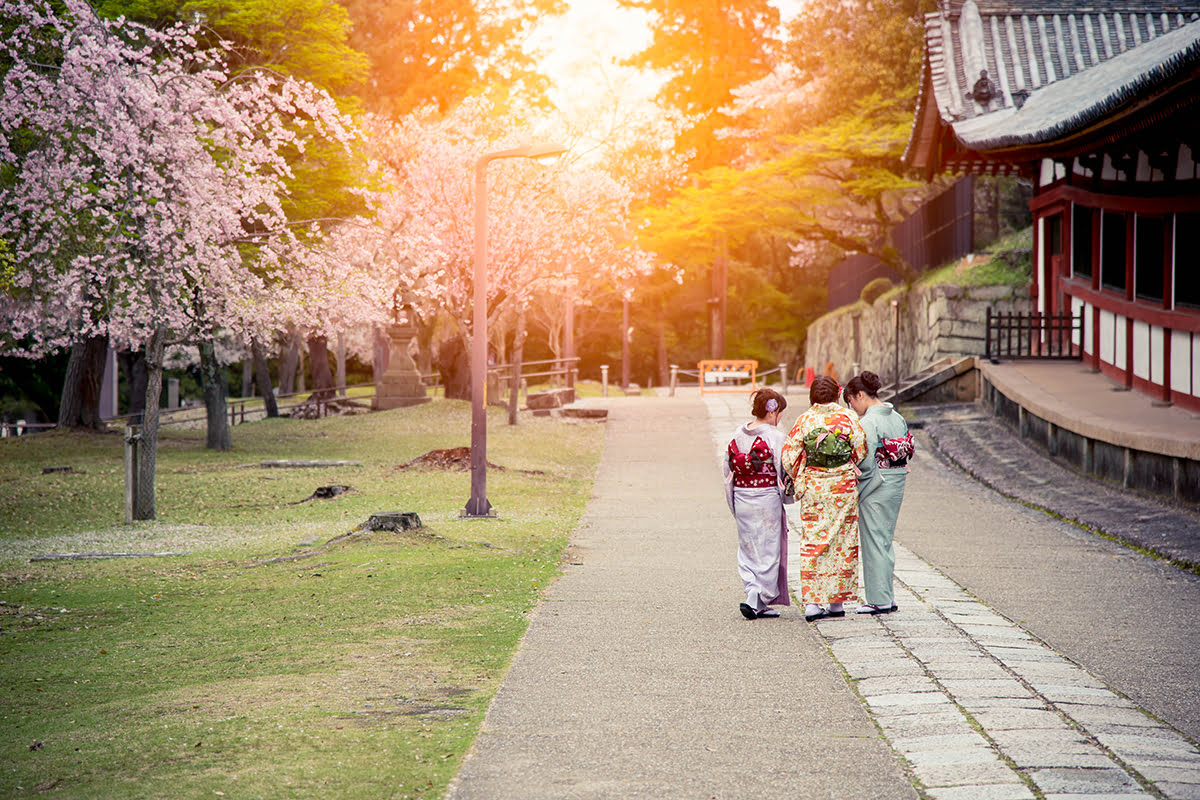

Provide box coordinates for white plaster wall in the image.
[1150,324,1164,384]
[1099,309,1116,362]
[1133,320,1150,379]
[1171,329,1192,395]
[1115,313,1128,370]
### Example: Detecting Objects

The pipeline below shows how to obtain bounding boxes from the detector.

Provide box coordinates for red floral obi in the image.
[728,436,778,489]
[876,432,915,469]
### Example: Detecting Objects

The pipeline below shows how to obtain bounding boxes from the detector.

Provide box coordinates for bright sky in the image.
[527,0,659,127]
[529,0,804,135]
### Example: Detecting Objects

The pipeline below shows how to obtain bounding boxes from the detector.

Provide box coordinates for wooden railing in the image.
[985,308,1082,362]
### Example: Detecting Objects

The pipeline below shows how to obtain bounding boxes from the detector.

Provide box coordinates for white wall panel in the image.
[1099,309,1115,363]
[1132,320,1150,379]
[1171,329,1192,394]
[1114,313,1127,370]
[1150,324,1164,384]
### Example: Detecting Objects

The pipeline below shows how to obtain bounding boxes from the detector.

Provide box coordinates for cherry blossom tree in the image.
[0,0,355,517]
[353,97,664,387]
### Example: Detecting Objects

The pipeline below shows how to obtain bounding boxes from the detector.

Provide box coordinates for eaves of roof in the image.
[948,18,1200,152]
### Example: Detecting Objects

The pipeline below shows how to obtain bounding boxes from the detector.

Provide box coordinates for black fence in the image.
[827,177,976,310]
[985,308,1082,361]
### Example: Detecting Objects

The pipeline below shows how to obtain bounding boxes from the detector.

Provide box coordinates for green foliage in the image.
[0,236,14,294]
[618,0,780,168]
[94,0,371,227]
[0,402,603,798]
[919,226,1033,288]
[339,0,562,115]
[637,96,923,278]
[785,0,932,126]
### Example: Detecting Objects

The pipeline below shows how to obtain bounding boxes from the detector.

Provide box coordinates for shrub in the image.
[860,277,895,304]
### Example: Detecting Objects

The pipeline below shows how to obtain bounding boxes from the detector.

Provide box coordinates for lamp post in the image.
[463,142,568,518]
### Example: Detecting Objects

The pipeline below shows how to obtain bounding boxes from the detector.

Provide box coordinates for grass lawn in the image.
[0,401,605,798]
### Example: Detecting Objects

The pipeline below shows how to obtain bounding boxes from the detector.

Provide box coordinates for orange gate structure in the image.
[698,359,758,395]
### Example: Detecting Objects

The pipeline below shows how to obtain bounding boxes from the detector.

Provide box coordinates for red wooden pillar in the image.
[1091,208,1102,370]
[1161,215,1175,403]
[1124,213,1135,388]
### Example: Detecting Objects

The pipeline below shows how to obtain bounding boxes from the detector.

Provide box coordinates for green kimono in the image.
[856,403,911,608]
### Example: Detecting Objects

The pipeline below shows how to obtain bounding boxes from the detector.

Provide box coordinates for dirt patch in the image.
[395,448,544,475]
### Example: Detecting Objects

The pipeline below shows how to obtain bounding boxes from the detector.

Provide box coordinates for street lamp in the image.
[463,141,568,518]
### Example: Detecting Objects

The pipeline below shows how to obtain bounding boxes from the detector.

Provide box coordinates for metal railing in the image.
[985,308,1082,362]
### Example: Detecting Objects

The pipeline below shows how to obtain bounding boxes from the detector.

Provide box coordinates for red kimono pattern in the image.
[780,402,868,605]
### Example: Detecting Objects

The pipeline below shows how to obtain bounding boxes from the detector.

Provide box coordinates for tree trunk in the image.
[508,308,527,426]
[58,334,108,430]
[437,334,470,401]
[241,349,253,398]
[307,334,335,401]
[372,325,388,384]
[278,333,299,396]
[118,349,148,424]
[134,326,167,521]
[335,332,347,397]
[198,338,232,451]
[251,338,279,418]
[657,322,669,387]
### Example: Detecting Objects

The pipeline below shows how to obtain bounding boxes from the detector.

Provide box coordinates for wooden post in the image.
[124,425,140,524]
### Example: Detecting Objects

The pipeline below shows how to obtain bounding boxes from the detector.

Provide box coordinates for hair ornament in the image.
[766,398,779,412]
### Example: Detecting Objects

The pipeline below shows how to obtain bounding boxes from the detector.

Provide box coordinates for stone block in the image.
[911,758,1021,788]
[926,784,1035,800]
[526,388,575,409]
[1028,767,1138,794]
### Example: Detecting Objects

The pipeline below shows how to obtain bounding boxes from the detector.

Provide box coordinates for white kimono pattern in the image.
[723,423,793,611]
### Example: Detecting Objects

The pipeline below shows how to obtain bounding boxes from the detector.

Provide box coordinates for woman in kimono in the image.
[723,388,792,620]
[844,371,914,615]
[781,376,868,622]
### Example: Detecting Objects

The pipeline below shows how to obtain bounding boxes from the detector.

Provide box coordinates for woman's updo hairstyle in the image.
[751,387,787,418]
[845,371,883,400]
[809,375,840,405]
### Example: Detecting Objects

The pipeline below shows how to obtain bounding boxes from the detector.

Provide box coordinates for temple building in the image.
[906,1,1200,411]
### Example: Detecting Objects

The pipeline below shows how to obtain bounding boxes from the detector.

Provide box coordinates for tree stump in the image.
[366,512,422,532]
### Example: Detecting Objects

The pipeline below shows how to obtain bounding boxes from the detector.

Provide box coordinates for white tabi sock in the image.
[828,602,844,614]
[805,603,823,617]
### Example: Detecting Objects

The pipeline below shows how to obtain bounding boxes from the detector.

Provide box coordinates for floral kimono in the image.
[780,403,868,605]
[723,423,793,613]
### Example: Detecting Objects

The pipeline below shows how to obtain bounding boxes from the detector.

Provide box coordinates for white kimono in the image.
[723,422,793,611]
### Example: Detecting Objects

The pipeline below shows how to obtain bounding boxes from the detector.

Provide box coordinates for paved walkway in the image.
[448,394,1200,800]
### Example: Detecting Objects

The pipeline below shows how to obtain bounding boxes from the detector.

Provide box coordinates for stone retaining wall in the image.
[805,283,1031,383]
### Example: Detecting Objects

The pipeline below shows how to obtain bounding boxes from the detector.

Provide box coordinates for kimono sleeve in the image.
[767,428,796,505]
[847,413,869,465]
[780,416,807,481]
[722,437,736,514]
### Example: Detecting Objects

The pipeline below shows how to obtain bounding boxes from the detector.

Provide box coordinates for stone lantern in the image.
[373,322,430,409]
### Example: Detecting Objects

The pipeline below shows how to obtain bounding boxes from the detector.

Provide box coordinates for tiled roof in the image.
[907,0,1200,166]
[950,19,1200,149]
